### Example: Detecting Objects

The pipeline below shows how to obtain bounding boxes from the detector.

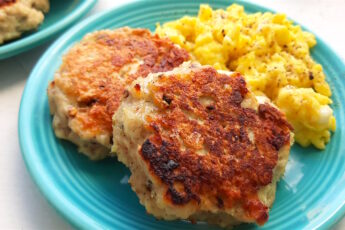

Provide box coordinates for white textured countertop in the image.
[0,0,344,229]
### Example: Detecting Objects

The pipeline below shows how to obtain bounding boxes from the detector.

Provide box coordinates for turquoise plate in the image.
[18,0,345,229]
[0,0,97,59]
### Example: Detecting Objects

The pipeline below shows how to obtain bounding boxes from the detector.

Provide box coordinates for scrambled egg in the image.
[156,4,336,149]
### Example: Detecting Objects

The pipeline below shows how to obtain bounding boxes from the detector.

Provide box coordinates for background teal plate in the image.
[0,0,97,60]
[18,0,345,229]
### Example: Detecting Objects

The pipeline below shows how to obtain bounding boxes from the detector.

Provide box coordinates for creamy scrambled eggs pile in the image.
[156,4,336,149]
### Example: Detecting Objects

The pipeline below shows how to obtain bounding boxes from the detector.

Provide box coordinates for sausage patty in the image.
[112,62,293,227]
[47,27,189,159]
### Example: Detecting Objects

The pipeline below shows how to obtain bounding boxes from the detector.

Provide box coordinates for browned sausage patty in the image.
[47,27,189,159]
[112,62,293,227]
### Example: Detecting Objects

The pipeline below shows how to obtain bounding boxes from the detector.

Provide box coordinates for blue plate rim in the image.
[18,0,345,229]
[0,0,97,60]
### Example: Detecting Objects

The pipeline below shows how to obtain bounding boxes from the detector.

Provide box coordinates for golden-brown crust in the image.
[0,0,16,7]
[138,67,292,225]
[51,27,189,141]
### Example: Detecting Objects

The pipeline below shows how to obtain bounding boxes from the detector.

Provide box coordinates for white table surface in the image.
[0,0,344,229]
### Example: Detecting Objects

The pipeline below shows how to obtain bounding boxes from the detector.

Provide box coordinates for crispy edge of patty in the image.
[48,27,189,159]
[48,81,109,160]
[112,62,293,227]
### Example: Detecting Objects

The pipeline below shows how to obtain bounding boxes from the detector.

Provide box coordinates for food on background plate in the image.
[47,27,189,160]
[0,0,50,44]
[112,62,293,227]
[156,4,335,149]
